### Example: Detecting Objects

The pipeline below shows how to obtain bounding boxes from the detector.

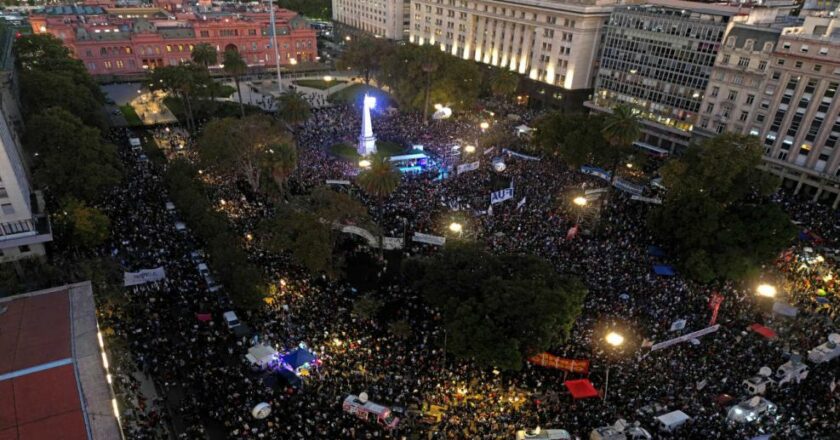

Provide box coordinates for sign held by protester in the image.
[124,267,167,286]
[412,232,446,246]
[528,353,590,374]
[490,186,514,204]
[325,179,351,185]
[631,194,663,204]
[457,161,480,175]
[650,325,720,351]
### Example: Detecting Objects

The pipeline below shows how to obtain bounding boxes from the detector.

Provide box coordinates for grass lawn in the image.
[328,84,391,107]
[293,79,347,90]
[216,84,236,98]
[329,140,406,161]
[163,96,262,122]
[119,104,143,126]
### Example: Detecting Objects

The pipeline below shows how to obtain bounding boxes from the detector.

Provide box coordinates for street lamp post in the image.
[573,196,588,224]
[604,331,624,402]
[449,221,463,238]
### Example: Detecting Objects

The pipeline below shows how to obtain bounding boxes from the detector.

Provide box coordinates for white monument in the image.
[358,94,377,156]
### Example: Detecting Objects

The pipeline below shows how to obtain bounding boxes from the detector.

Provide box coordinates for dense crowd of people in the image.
[96,96,838,440]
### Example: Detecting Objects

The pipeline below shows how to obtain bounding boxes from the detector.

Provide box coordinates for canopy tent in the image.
[246,344,279,367]
[749,323,778,340]
[564,379,599,400]
[653,264,676,277]
[647,246,667,258]
[282,347,317,370]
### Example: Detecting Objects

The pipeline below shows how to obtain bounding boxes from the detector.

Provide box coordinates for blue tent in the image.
[276,369,302,388]
[647,245,666,258]
[653,264,676,277]
[282,348,317,370]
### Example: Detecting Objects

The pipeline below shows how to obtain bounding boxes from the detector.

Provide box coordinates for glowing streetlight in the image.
[756,284,777,298]
[605,331,624,347]
[245,233,253,241]
[464,145,476,154]
[449,222,463,234]
[573,196,588,207]
[626,162,634,169]
[479,121,490,131]
[604,330,624,402]
[358,159,371,168]
[345,35,352,42]
[289,58,298,65]
[323,75,333,82]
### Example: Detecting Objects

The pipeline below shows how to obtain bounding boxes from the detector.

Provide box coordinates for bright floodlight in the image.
[358,159,371,168]
[464,145,476,153]
[573,196,588,207]
[449,222,463,233]
[605,331,624,347]
[364,95,377,110]
[756,284,777,298]
[323,75,333,82]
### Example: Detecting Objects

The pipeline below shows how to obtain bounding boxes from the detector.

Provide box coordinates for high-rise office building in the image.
[746,14,840,205]
[586,0,740,153]
[332,0,411,40]
[409,0,621,92]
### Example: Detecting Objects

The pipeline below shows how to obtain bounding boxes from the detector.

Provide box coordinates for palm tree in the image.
[277,90,311,127]
[192,43,218,102]
[421,59,439,123]
[263,142,298,194]
[223,49,248,117]
[601,104,641,188]
[356,155,400,257]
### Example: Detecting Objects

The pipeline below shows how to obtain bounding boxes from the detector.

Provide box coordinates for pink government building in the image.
[29,0,318,76]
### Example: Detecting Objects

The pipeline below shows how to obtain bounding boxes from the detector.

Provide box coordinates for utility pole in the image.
[268,0,283,96]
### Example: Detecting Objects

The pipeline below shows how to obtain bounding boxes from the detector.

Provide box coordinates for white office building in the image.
[0,83,51,263]
[409,0,623,91]
[332,0,411,40]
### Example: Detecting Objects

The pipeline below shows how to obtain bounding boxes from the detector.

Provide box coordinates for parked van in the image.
[223,311,240,330]
[654,411,690,433]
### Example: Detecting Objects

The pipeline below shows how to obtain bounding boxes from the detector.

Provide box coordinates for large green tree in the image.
[337,36,390,85]
[601,105,641,187]
[198,115,293,192]
[407,243,587,371]
[276,0,330,19]
[260,186,372,275]
[356,155,400,255]
[57,198,110,249]
[24,107,122,202]
[14,34,106,128]
[379,44,481,114]
[649,133,795,282]
[223,49,248,117]
[151,63,208,133]
[533,113,608,167]
[277,90,311,126]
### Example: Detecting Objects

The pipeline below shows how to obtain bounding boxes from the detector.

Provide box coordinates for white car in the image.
[517,428,574,440]
[807,333,840,363]
[727,396,777,424]
[774,359,808,386]
[223,311,241,330]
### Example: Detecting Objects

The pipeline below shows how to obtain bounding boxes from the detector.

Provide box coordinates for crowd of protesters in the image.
[95,97,839,440]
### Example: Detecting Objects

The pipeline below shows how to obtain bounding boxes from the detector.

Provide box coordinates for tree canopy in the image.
[14,34,106,129]
[24,107,122,202]
[276,0,331,19]
[407,243,587,371]
[337,36,391,85]
[649,133,796,282]
[259,186,372,276]
[198,115,294,192]
[378,44,481,113]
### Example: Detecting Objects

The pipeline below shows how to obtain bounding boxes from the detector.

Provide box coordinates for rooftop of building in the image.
[0,283,121,440]
[41,5,107,15]
[625,0,743,16]
[725,23,783,49]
